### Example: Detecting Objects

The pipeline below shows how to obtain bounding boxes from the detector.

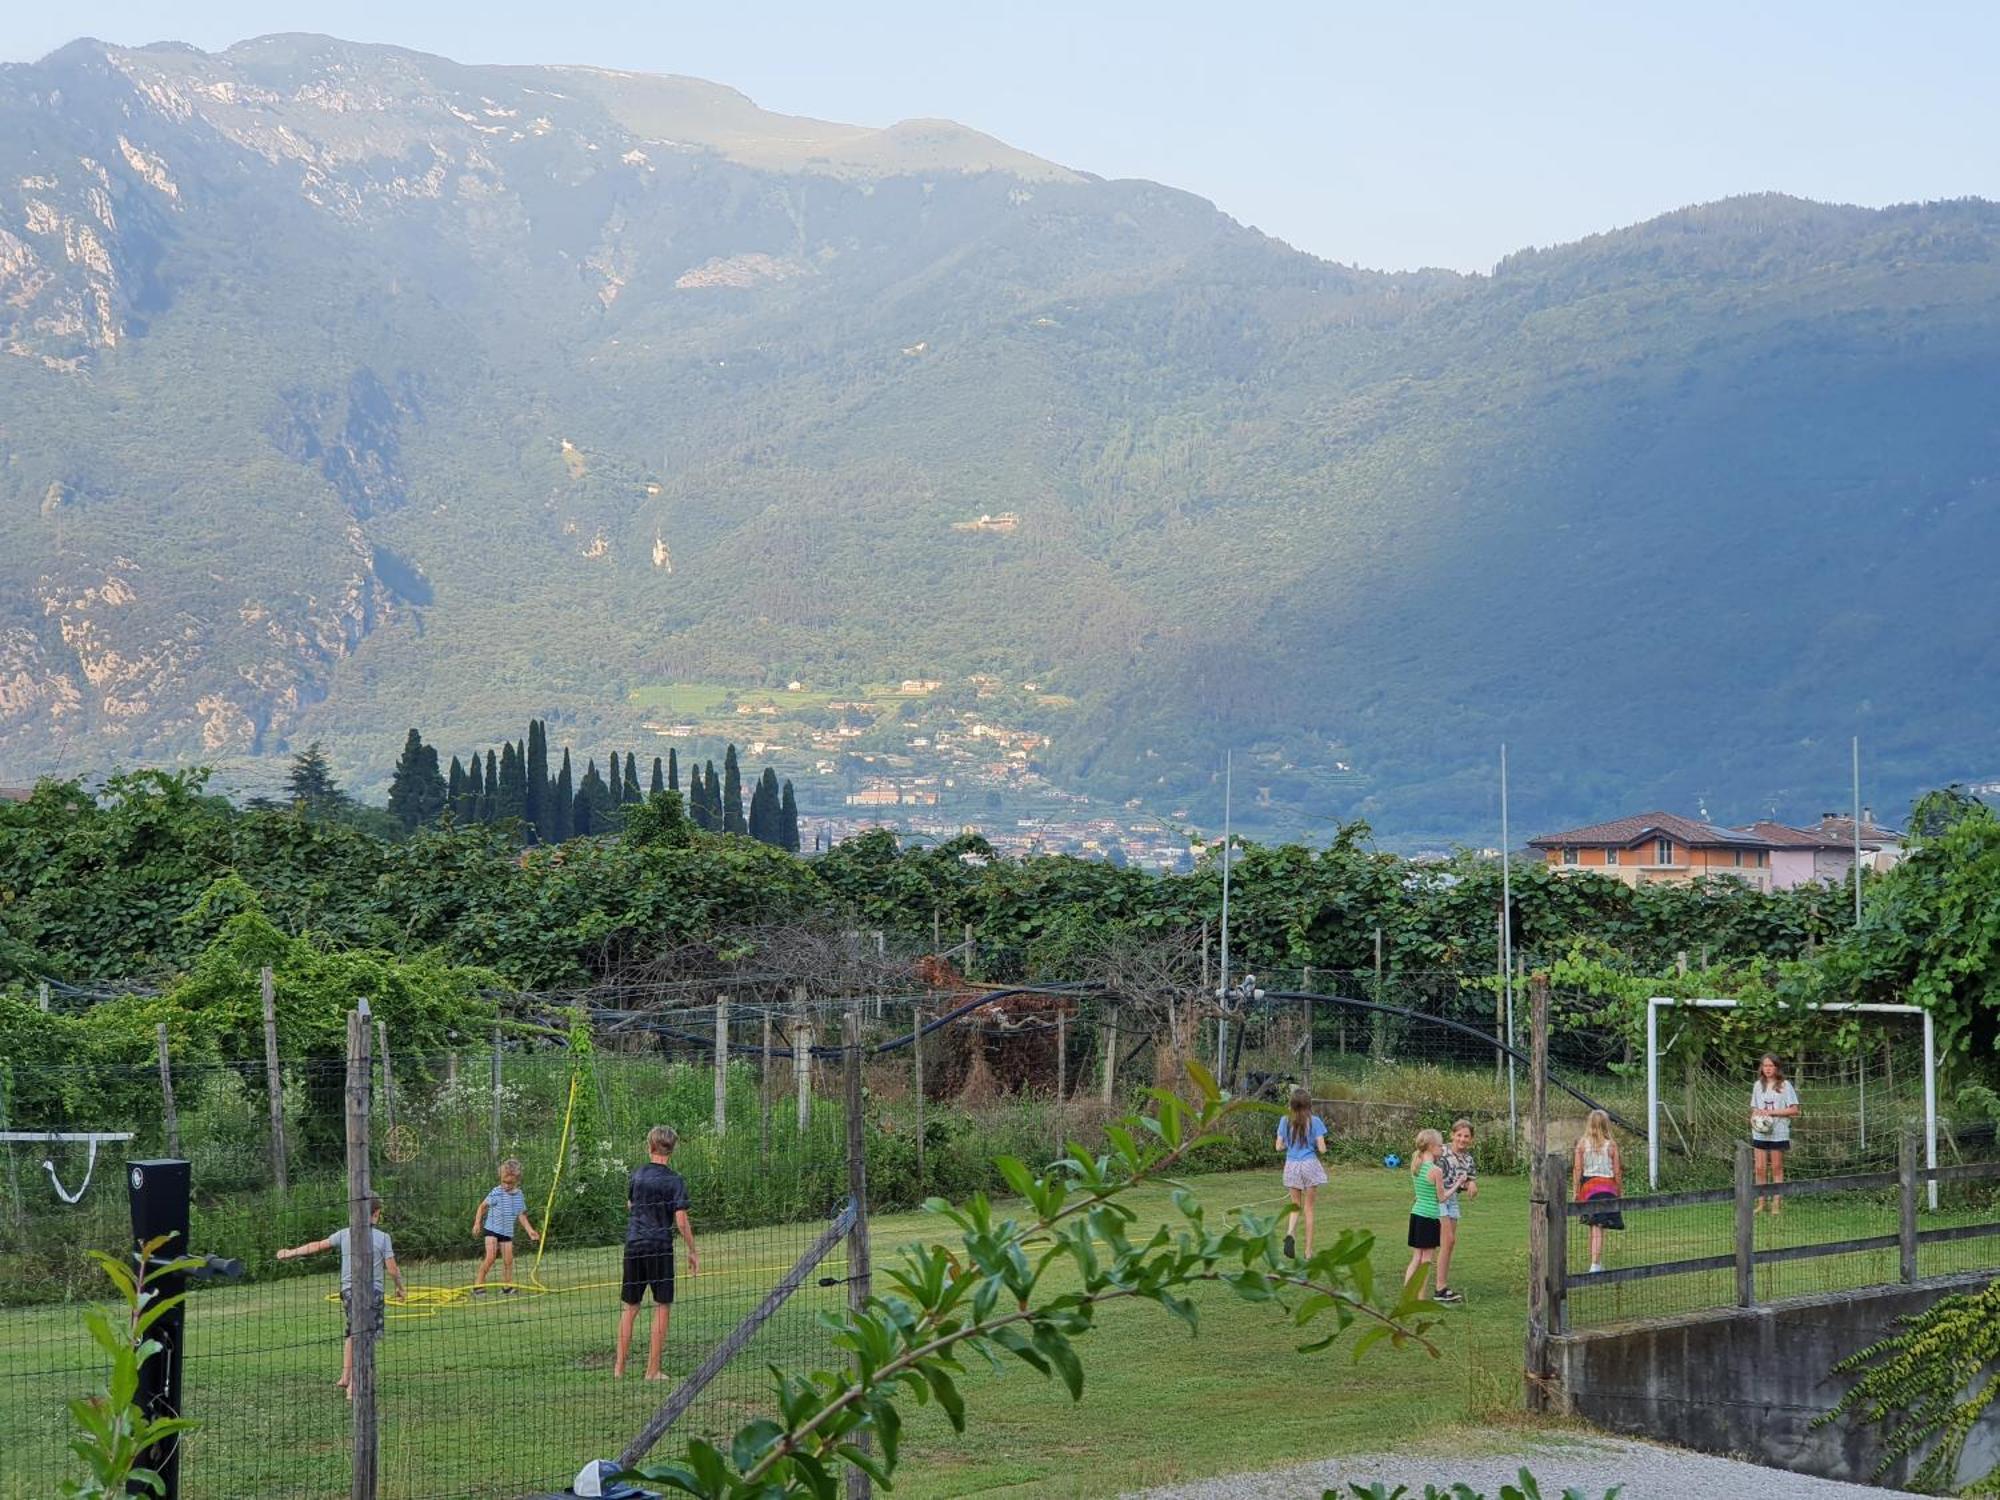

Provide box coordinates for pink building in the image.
[1734,822,1855,890]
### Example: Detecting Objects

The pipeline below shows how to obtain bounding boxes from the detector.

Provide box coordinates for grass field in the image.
[3,1164,1995,1500]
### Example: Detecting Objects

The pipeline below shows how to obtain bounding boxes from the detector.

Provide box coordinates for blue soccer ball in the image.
[1383,1153,1402,1169]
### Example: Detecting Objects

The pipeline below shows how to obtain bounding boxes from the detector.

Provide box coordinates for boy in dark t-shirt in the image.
[615,1125,700,1380]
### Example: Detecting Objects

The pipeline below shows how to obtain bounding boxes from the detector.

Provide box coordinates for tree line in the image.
[381,722,800,851]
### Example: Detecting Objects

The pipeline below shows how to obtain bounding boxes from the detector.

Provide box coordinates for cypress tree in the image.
[667,748,679,792]
[483,749,499,823]
[446,755,466,817]
[573,759,601,837]
[623,754,642,805]
[722,744,747,835]
[750,767,781,844]
[780,780,800,853]
[466,753,485,821]
[651,756,665,797]
[552,748,574,842]
[525,720,549,842]
[387,729,432,832]
[703,761,721,830]
[496,741,526,824]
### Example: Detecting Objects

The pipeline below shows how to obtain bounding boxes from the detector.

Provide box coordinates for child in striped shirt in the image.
[472,1157,541,1295]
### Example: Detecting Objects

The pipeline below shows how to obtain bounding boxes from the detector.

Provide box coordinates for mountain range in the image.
[2,33,1997,842]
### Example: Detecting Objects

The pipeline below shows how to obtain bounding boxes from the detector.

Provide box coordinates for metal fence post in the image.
[1734,1141,1757,1308]
[912,1005,926,1195]
[1100,1004,1118,1104]
[490,1023,503,1162]
[346,1004,378,1500]
[844,1005,873,1500]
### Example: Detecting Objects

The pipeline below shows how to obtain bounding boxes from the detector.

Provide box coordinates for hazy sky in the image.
[5,2,1995,272]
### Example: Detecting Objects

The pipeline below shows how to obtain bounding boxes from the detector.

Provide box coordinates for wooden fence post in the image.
[346,1004,378,1500]
[796,1012,814,1134]
[262,968,289,1195]
[156,1024,180,1159]
[760,1011,773,1167]
[843,1005,874,1500]
[1100,1004,1119,1104]
[912,1006,926,1195]
[1899,1132,1919,1285]
[1734,1141,1757,1308]
[375,1019,394,1136]
[1055,1008,1067,1110]
[714,998,729,1137]
[490,1024,503,1162]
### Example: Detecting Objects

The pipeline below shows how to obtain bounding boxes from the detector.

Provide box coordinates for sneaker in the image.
[1588,1262,1603,1274]
[1433,1287,1464,1305]
[1282,1233,1296,1260]
[501,1286,517,1296]
[471,1287,487,1297]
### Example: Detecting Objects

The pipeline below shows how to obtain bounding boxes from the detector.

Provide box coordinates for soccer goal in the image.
[1644,998,1937,1205]
[0,1130,136,1205]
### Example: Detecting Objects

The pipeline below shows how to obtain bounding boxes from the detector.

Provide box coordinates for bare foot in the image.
[612,1366,625,1379]
[335,1378,349,1390]
[645,1371,666,1382]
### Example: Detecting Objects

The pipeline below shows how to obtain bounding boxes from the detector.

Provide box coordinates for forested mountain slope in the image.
[2,35,1996,838]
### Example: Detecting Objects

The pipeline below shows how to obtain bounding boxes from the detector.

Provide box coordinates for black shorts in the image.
[1407,1214,1441,1251]
[484,1231,514,1244]
[341,1289,385,1338]
[621,1246,675,1306]
[1751,1138,1791,1153]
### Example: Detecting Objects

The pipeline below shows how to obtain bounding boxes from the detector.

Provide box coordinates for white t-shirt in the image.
[1751,1080,1799,1143]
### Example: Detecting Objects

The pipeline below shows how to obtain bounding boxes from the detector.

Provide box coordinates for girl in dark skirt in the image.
[1403,1128,1446,1296]
[1572,1108,1624,1273]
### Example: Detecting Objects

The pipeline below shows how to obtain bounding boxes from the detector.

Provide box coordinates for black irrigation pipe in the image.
[1268,990,1652,1142]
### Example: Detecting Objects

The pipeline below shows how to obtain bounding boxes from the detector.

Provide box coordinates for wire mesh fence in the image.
[5,966,1990,1493]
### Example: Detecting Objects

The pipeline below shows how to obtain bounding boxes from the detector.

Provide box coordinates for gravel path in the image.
[1122,1435,1921,1500]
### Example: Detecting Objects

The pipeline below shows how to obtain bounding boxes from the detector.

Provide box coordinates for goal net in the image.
[1644,999,1937,1196]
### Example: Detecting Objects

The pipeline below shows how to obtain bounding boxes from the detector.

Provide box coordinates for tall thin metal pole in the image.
[1501,745,1517,1143]
[1217,751,1234,1074]
[1852,736,1864,926]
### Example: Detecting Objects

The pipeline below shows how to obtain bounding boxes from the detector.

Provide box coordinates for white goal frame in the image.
[1645,998,1937,1208]
[0,1130,135,1205]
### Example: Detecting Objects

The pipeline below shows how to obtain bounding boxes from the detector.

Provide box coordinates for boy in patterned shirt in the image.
[472,1157,541,1295]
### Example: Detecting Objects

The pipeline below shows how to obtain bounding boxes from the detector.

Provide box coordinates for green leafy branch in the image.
[62,1234,204,1499]
[631,1063,1438,1498]
[1339,1472,1621,1500]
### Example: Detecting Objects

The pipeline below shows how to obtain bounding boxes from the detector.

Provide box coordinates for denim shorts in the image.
[1440,1197,1461,1221]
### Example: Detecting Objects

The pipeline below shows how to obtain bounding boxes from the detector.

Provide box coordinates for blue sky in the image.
[5,1,1995,272]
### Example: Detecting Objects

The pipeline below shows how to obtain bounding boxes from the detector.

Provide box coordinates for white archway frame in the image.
[1645,997,1937,1209]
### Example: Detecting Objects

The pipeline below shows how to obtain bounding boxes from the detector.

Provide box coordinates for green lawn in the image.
[4,1166,1994,1499]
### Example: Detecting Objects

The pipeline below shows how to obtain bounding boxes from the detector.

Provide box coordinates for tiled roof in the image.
[1810,815,1904,847]
[1528,811,1779,849]
[1735,820,1851,849]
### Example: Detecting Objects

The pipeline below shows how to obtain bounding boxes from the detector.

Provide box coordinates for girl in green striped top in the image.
[1404,1128,1448,1295]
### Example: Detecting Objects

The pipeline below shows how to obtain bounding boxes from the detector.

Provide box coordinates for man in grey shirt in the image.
[278,1193,407,1398]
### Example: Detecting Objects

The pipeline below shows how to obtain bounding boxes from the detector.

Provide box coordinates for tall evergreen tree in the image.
[623,754,642,805]
[525,720,549,842]
[574,758,618,835]
[573,759,601,837]
[552,748,575,842]
[496,741,526,824]
[688,762,713,830]
[387,728,447,832]
[667,748,679,792]
[749,767,780,844]
[283,741,350,818]
[650,756,665,797]
[722,744,747,835]
[446,755,466,817]
[779,780,801,853]
[703,761,722,830]
[465,753,485,822]
[483,749,499,824]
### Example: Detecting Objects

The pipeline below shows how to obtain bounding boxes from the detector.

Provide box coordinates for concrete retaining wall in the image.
[1553,1271,2000,1489]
